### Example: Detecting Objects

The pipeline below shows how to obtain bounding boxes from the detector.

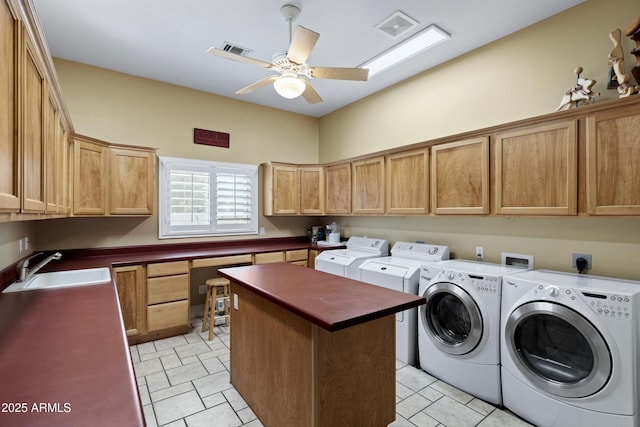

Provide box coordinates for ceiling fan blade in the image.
[301,79,323,104]
[287,26,319,65]
[207,47,274,69]
[236,75,279,95]
[308,66,369,81]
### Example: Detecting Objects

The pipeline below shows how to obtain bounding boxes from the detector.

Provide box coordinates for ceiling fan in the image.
[207,3,369,104]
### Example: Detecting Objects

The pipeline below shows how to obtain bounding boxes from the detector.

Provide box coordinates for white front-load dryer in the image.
[501,270,640,427]
[358,242,450,366]
[418,259,524,405]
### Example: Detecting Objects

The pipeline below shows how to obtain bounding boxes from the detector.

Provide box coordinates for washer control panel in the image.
[531,284,632,320]
[439,270,500,295]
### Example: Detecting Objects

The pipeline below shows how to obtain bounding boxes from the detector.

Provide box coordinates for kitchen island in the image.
[218,262,425,427]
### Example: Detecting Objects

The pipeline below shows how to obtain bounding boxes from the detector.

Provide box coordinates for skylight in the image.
[362,24,451,78]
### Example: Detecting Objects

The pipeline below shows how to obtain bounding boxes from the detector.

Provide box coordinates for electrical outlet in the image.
[233,293,238,310]
[259,227,265,236]
[18,239,23,254]
[475,246,484,260]
[572,253,592,270]
[198,285,207,294]
[24,237,29,250]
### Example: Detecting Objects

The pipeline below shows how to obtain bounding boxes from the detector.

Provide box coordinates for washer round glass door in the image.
[505,301,611,398]
[422,282,483,355]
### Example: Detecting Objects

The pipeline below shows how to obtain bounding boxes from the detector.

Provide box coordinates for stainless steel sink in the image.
[2,267,112,293]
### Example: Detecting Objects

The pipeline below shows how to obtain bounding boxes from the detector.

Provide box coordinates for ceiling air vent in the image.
[375,11,419,38]
[221,42,252,57]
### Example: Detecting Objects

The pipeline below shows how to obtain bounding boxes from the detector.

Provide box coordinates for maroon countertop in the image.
[0,236,344,427]
[219,263,426,331]
[0,283,143,427]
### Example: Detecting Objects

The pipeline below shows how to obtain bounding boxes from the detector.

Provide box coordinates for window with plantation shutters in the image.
[159,157,258,238]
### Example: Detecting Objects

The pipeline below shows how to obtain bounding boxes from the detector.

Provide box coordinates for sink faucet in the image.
[17,252,62,282]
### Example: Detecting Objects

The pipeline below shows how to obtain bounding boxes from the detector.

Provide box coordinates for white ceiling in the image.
[32,0,585,118]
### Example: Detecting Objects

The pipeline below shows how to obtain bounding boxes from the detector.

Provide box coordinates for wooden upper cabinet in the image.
[73,138,108,215]
[109,147,155,215]
[352,156,385,215]
[0,0,20,212]
[494,120,577,215]
[386,148,428,215]
[586,104,640,215]
[431,137,489,215]
[56,113,71,215]
[263,163,298,215]
[299,166,325,215]
[21,30,46,213]
[325,162,351,215]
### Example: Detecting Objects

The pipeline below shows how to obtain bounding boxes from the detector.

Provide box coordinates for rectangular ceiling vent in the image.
[376,11,419,39]
[221,42,252,57]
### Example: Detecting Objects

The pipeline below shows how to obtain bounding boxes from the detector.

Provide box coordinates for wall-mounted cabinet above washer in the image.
[494,120,577,216]
[431,137,489,215]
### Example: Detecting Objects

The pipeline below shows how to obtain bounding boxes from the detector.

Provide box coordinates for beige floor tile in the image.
[193,370,233,397]
[153,390,205,425]
[142,403,157,427]
[408,410,440,427]
[146,371,170,392]
[184,402,242,427]
[424,395,484,427]
[396,365,437,392]
[396,393,432,419]
[152,335,189,351]
[476,408,534,427]
[165,361,208,386]
[150,381,194,403]
[134,358,164,378]
[431,380,475,404]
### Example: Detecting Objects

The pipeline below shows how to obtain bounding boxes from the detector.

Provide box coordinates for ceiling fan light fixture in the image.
[274,74,305,99]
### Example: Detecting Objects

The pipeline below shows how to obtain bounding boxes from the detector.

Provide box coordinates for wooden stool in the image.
[202,277,231,341]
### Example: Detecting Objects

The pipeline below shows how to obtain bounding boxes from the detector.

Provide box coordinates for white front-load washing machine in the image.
[358,242,450,366]
[501,270,640,427]
[418,259,524,405]
[315,236,388,280]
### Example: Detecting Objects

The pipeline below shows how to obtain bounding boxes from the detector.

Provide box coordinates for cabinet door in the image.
[431,137,489,215]
[352,156,384,215]
[56,114,70,214]
[21,31,46,213]
[495,120,577,215]
[44,91,58,213]
[325,162,351,214]
[264,163,298,215]
[299,166,325,215]
[586,105,640,215]
[254,251,285,264]
[109,147,155,215]
[0,0,20,212]
[386,148,428,215]
[73,139,108,215]
[114,265,146,337]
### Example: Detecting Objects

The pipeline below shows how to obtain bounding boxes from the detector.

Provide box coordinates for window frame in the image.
[158,156,258,239]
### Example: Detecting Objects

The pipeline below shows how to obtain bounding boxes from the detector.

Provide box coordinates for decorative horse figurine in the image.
[556,67,600,111]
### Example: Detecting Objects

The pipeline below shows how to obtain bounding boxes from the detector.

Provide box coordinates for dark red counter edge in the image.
[0,236,340,291]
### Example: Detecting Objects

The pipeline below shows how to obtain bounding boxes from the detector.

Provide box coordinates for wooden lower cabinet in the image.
[114,261,190,344]
[253,251,285,265]
[113,265,146,337]
[146,261,190,333]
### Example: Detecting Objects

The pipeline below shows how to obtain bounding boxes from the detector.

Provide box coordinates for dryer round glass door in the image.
[505,301,612,398]
[422,282,483,355]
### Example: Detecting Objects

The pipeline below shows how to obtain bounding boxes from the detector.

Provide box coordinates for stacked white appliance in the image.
[358,242,450,366]
[418,259,524,405]
[501,270,640,427]
[314,236,389,280]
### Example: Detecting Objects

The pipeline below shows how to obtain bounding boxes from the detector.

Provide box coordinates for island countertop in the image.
[218,262,425,332]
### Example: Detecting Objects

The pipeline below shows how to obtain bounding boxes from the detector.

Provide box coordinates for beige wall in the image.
[0,221,36,269]
[318,0,635,161]
[318,0,640,281]
[32,60,320,252]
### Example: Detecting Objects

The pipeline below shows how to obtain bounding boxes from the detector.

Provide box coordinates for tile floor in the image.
[131,307,533,427]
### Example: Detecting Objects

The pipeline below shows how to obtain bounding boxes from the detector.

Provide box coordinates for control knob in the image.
[547,287,560,297]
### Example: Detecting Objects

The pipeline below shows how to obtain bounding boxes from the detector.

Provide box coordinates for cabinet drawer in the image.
[191,254,253,268]
[290,260,308,267]
[147,274,189,304]
[147,300,189,331]
[285,249,308,262]
[254,251,285,264]
[147,260,189,277]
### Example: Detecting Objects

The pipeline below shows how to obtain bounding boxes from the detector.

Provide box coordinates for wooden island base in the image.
[230,283,396,426]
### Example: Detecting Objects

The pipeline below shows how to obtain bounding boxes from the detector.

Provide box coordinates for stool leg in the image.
[202,286,211,333]
[208,298,215,341]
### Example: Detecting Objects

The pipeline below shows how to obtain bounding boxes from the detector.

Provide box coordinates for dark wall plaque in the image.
[194,128,230,148]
